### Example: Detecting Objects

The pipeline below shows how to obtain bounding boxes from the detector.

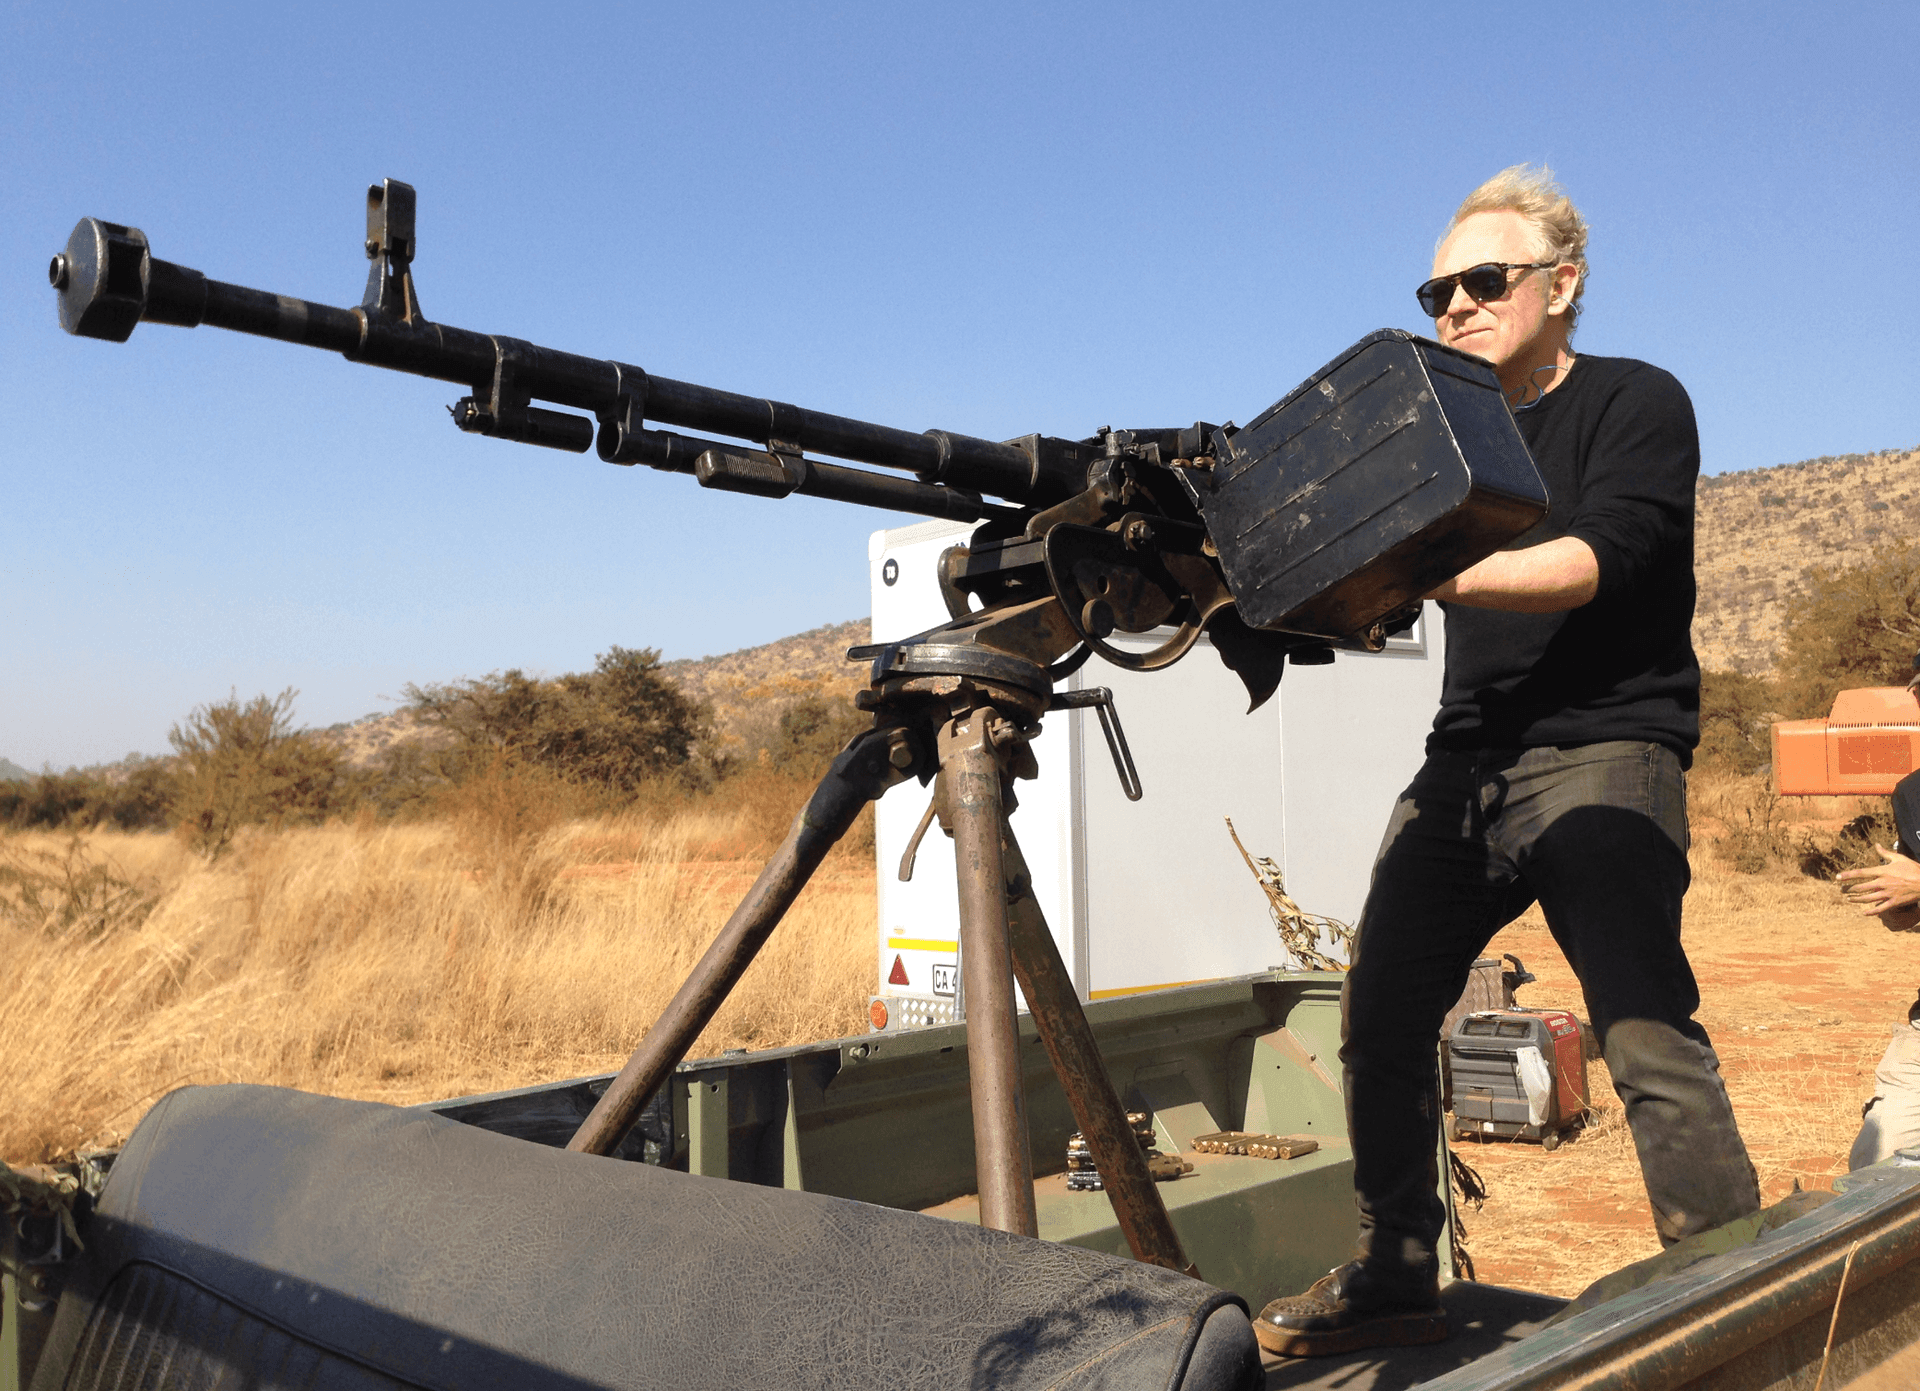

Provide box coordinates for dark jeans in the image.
[1342,741,1760,1268]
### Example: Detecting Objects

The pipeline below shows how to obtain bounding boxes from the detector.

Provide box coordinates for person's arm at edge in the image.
[1427,536,1600,612]
[1839,846,1920,923]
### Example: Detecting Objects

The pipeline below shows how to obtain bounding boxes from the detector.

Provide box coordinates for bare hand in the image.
[1838,845,1920,926]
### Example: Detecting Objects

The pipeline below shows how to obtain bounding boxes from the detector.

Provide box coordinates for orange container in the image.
[1772,687,1920,795]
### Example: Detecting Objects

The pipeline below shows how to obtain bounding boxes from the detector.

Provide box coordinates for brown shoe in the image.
[1254,1261,1448,1358]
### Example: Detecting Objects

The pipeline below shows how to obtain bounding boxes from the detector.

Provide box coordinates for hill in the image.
[17,448,1911,782]
[313,620,874,770]
[659,619,871,759]
[1692,446,1918,674]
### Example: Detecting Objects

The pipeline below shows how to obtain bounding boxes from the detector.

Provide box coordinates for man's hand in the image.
[1839,846,1920,931]
[1427,536,1600,613]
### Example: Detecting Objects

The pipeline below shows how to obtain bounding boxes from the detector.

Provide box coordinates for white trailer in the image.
[866,518,1448,1030]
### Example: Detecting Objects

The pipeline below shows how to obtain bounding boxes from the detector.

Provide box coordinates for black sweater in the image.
[1429,353,1702,763]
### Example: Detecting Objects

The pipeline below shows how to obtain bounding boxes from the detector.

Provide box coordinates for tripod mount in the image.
[567,591,1198,1275]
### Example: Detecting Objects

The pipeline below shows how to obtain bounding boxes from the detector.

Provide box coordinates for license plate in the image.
[931,963,957,997]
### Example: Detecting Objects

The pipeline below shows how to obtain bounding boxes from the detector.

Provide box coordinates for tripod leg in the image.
[1001,818,1199,1278]
[568,725,912,1156]
[941,706,1040,1238]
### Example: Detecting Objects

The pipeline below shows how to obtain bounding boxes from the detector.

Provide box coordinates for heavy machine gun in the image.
[48,180,1548,1279]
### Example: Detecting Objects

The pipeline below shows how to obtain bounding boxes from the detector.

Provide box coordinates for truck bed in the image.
[13,971,1920,1389]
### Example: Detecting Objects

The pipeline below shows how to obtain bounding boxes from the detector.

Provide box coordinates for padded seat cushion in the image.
[35,1085,1258,1391]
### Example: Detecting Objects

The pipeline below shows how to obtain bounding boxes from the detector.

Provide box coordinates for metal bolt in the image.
[1123,518,1154,549]
[888,739,915,770]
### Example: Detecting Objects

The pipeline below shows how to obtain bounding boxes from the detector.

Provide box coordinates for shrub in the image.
[1774,541,1920,717]
[404,646,711,793]
[0,772,96,830]
[169,690,345,856]
[1697,669,1784,775]
[1797,808,1900,880]
[0,761,177,833]
[766,694,869,776]
[1693,773,1798,875]
[0,836,157,938]
[97,760,178,831]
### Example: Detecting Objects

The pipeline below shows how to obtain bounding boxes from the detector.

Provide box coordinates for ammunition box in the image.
[1195,330,1548,639]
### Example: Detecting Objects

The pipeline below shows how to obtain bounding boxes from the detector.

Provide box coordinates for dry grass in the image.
[0,783,871,1163]
[4,757,1907,1309]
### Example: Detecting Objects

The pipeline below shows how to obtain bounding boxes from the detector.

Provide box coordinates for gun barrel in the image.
[50,212,1080,516]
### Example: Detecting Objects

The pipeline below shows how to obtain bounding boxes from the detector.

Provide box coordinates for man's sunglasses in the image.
[1415,261,1555,318]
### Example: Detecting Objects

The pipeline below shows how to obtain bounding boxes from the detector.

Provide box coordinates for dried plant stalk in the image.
[1225,816,1354,971]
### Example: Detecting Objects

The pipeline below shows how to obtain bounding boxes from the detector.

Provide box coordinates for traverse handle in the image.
[1050,687,1142,801]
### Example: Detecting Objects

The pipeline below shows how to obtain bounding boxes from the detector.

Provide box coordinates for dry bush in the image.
[1690,770,1800,874]
[0,835,162,939]
[1687,769,1890,880]
[1797,807,1902,880]
[170,690,347,856]
[1773,540,1920,717]
[404,646,714,792]
[1,790,873,1163]
[1696,669,1783,776]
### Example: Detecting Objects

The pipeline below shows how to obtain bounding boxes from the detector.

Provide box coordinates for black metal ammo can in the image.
[1192,329,1548,640]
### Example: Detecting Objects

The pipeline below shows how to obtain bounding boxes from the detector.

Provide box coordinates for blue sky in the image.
[4,1,1915,769]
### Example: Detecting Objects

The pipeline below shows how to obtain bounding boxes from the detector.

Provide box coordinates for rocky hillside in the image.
[1693,447,1918,673]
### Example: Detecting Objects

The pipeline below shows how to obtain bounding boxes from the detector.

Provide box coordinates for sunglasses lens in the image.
[1418,264,1527,317]
[1459,265,1511,302]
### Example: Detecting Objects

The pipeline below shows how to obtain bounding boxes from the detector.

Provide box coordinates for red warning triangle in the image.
[887,954,910,986]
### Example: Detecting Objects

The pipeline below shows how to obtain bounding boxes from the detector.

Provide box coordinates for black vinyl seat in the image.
[32,1085,1259,1391]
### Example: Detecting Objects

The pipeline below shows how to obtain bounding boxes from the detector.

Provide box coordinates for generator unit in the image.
[1447,1009,1590,1149]
[1773,687,1920,796]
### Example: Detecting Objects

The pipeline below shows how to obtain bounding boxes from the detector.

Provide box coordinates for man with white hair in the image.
[1257,166,1761,1357]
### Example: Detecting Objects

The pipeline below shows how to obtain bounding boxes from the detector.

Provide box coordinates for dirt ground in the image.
[1451,854,1913,1298]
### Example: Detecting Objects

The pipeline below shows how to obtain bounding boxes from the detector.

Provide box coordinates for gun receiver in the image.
[49,177,1548,711]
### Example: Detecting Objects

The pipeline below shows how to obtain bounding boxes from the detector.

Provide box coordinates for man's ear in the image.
[1547,264,1581,316]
